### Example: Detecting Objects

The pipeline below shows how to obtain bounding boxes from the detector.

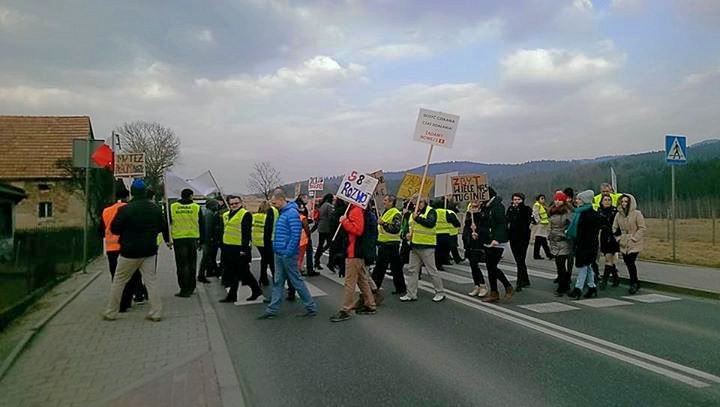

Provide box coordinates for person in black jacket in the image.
[463,201,488,297]
[506,193,533,292]
[478,188,513,303]
[102,179,170,322]
[567,190,603,299]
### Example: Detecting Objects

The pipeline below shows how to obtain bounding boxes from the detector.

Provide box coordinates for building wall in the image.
[8,179,85,230]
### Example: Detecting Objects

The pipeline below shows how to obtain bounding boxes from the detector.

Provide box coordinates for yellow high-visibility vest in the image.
[592,192,622,210]
[252,213,267,247]
[533,202,549,225]
[447,209,460,236]
[170,202,200,239]
[270,206,279,241]
[410,206,436,246]
[223,209,248,246]
[435,208,451,235]
[377,207,401,243]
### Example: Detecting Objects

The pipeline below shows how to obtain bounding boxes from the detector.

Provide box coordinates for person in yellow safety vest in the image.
[446,202,464,264]
[400,197,446,303]
[431,200,460,271]
[169,188,205,298]
[219,195,263,303]
[370,194,408,297]
[592,182,622,210]
[100,187,139,312]
[532,194,553,260]
[252,200,274,286]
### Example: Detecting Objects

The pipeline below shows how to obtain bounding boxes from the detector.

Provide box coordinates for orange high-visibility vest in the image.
[102,202,127,252]
[299,213,309,247]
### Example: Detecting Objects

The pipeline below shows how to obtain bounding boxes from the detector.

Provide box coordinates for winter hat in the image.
[577,189,595,205]
[553,190,567,202]
[130,179,147,197]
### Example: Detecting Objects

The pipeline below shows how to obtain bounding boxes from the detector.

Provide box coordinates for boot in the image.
[504,286,514,300]
[477,284,488,297]
[584,287,598,298]
[611,266,620,287]
[481,291,500,303]
[467,286,480,296]
[515,283,522,292]
[628,282,640,295]
[568,288,583,300]
[599,266,611,290]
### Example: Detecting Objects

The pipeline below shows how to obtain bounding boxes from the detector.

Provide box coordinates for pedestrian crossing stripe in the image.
[622,294,681,303]
[519,302,579,313]
[575,298,634,308]
[231,282,327,306]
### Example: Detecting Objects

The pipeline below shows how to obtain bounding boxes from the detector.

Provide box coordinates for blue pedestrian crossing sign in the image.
[665,135,687,165]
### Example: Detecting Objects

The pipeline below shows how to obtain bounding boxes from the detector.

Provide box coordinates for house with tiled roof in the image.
[0,116,95,230]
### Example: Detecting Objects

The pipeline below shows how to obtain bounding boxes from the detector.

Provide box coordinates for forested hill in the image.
[286,139,720,218]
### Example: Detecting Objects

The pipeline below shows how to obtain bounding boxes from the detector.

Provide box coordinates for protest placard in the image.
[434,171,458,198]
[369,169,387,210]
[335,170,379,209]
[397,173,434,199]
[114,153,146,178]
[451,174,489,203]
[308,177,324,192]
[413,108,460,149]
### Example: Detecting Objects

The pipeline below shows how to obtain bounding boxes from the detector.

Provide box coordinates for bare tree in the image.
[248,161,281,200]
[115,121,181,193]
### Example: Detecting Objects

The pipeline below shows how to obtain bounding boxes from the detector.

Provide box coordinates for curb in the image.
[197,281,246,407]
[0,267,104,381]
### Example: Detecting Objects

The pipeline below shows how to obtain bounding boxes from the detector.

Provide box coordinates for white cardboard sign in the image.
[413,108,460,148]
[434,171,459,197]
[335,170,379,209]
[308,177,324,192]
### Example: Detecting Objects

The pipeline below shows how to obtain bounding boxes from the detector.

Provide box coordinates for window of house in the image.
[0,202,11,238]
[38,183,52,193]
[38,202,53,219]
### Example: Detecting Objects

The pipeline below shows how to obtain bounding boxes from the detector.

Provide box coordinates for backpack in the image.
[356,209,378,266]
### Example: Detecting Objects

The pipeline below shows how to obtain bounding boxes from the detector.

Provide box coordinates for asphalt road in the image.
[208,251,720,407]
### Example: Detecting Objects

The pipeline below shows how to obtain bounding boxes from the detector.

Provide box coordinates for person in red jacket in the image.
[330,202,376,322]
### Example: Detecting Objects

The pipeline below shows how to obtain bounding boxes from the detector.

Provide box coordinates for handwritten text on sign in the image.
[396,173,434,200]
[114,153,146,177]
[336,170,379,209]
[308,177,324,192]
[451,174,489,202]
[369,169,387,210]
[413,108,460,148]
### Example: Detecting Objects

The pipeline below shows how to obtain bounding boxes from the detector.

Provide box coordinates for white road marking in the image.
[232,281,327,306]
[623,294,682,303]
[518,302,580,313]
[575,298,634,308]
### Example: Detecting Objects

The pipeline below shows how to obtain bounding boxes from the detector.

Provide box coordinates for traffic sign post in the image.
[666,135,687,262]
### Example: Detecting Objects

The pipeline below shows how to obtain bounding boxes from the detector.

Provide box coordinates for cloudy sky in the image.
[1,0,719,192]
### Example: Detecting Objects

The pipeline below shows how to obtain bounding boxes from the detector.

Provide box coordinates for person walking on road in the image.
[198,198,222,281]
[219,195,262,303]
[259,189,317,319]
[102,179,170,322]
[548,190,575,296]
[567,190,603,299]
[597,195,620,289]
[532,194,553,260]
[478,188,513,303]
[313,193,335,270]
[252,200,273,286]
[371,195,407,297]
[506,192,533,292]
[400,197,446,303]
[463,200,488,297]
[170,188,204,297]
[613,194,646,295]
[330,202,377,322]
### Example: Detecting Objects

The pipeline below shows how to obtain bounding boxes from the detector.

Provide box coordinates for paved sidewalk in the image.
[0,247,238,407]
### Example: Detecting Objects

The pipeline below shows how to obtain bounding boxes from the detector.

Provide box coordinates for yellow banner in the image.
[397,173,434,199]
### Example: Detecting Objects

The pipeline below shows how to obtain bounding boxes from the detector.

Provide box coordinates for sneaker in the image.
[467,286,480,296]
[477,284,488,297]
[144,315,162,322]
[257,313,277,320]
[399,295,417,302]
[432,294,446,303]
[246,293,263,302]
[296,310,317,317]
[101,314,116,321]
[356,306,377,315]
[330,310,351,322]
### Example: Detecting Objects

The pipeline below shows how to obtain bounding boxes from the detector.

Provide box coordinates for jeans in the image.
[265,253,317,315]
[574,264,596,289]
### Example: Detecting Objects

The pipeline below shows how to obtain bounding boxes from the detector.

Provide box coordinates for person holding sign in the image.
[400,197,446,303]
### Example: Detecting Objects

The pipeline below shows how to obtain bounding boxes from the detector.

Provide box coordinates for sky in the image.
[1,0,719,193]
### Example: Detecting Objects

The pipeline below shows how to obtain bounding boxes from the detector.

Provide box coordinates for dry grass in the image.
[643,218,720,268]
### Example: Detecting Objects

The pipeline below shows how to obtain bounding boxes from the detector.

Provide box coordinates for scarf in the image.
[566,204,592,241]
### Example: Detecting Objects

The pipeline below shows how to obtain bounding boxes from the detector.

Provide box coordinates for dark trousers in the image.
[510,239,530,286]
[533,236,552,258]
[305,238,314,273]
[107,251,142,311]
[486,247,511,293]
[435,234,451,267]
[372,243,407,294]
[199,242,219,278]
[257,245,275,282]
[555,255,571,292]
[622,252,640,285]
[448,234,463,262]
[173,238,198,295]
[467,250,486,285]
[314,232,332,265]
[221,246,260,300]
